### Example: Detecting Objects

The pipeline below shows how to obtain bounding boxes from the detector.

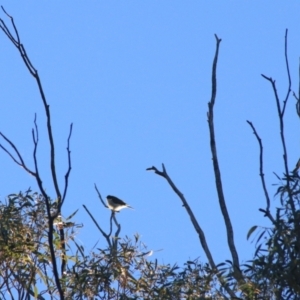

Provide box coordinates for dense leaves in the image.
[245,171,300,299]
[0,192,225,299]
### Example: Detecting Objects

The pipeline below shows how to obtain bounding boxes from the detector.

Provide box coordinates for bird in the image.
[106,195,133,212]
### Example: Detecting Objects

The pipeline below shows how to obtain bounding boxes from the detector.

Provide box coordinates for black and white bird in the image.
[106,195,133,212]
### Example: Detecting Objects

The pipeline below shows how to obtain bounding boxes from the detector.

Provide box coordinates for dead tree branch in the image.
[146,165,235,299]
[146,165,217,268]
[293,58,300,117]
[83,204,112,248]
[0,132,36,177]
[95,183,108,209]
[261,29,295,215]
[0,6,62,201]
[246,121,275,224]
[61,123,73,206]
[207,35,243,282]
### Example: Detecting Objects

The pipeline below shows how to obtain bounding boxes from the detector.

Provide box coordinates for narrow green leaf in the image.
[255,229,266,246]
[66,209,79,221]
[254,243,262,257]
[247,225,258,240]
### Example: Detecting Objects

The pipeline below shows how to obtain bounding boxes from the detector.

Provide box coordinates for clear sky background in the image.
[0,2,299,269]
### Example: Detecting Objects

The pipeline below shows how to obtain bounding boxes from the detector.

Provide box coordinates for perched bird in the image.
[106,195,133,212]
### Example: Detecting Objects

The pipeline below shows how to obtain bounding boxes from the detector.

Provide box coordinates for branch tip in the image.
[1,6,11,18]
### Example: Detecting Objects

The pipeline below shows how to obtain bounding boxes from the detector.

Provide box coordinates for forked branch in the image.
[146,165,216,268]
[261,29,295,216]
[88,184,122,251]
[0,5,68,203]
[261,30,300,259]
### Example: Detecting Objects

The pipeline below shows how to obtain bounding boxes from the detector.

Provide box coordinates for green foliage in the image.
[64,237,220,299]
[0,191,224,299]
[0,190,79,299]
[244,171,300,299]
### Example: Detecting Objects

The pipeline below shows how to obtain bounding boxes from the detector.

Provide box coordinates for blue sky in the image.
[0,1,299,269]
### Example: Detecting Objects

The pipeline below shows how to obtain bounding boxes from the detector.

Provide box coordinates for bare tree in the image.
[0,6,72,299]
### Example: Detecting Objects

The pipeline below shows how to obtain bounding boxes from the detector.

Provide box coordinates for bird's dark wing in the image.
[107,195,127,205]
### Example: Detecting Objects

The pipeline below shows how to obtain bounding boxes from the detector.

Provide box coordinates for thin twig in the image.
[62,123,73,205]
[32,115,49,216]
[0,132,36,176]
[282,29,292,116]
[94,184,108,208]
[1,6,20,43]
[82,204,111,248]
[293,58,300,117]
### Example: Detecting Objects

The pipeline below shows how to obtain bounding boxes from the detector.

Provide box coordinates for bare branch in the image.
[261,30,295,216]
[61,123,73,205]
[30,118,64,295]
[0,7,36,76]
[31,115,47,212]
[147,164,235,298]
[207,35,243,281]
[1,6,20,43]
[293,58,300,117]
[0,132,36,177]
[94,183,108,209]
[283,29,292,116]
[0,6,63,202]
[209,34,222,109]
[111,212,121,253]
[146,166,165,177]
[147,165,215,266]
[94,184,114,235]
[246,120,275,224]
[82,204,112,248]
[0,6,19,46]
